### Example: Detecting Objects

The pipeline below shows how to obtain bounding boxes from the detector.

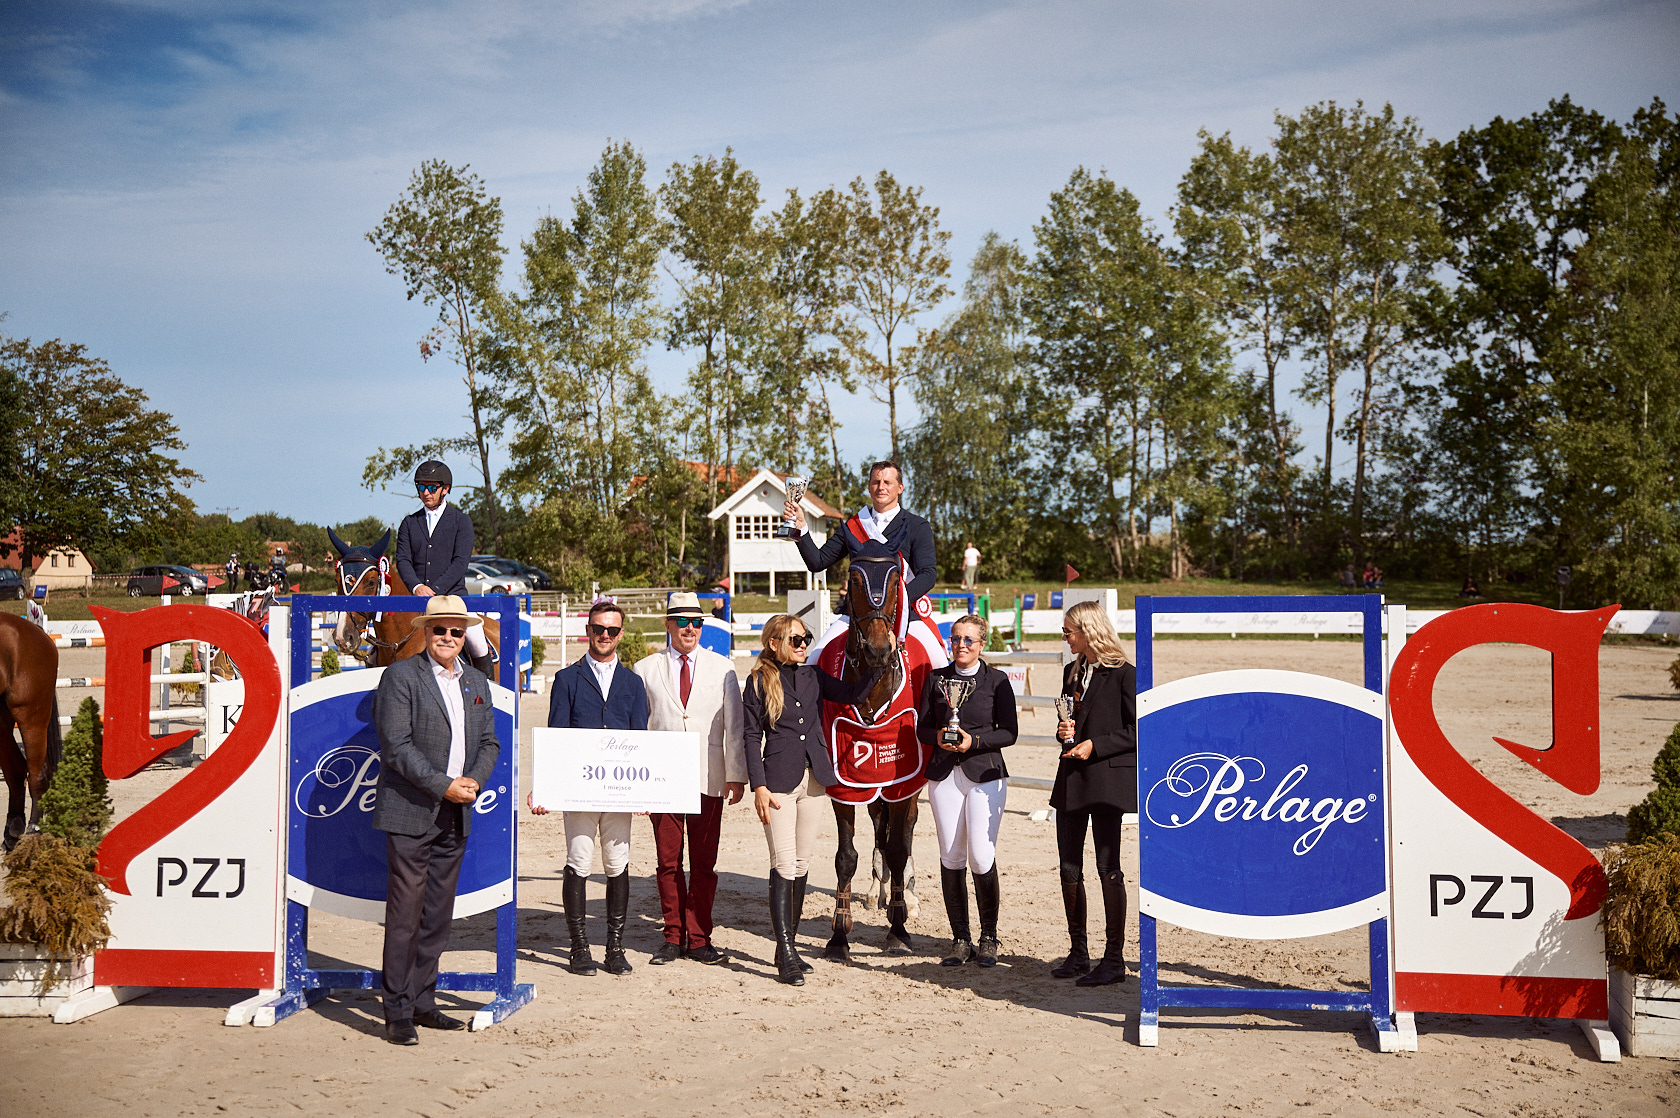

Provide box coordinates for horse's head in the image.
[845,558,901,670]
[327,527,391,597]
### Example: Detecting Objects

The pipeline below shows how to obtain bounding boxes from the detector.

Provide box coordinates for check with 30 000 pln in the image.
[530,728,702,814]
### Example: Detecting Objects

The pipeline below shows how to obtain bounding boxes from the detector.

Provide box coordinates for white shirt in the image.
[587,652,618,697]
[428,652,466,779]
[425,498,448,537]
[954,661,981,677]
[859,503,900,543]
[666,644,695,705]
[963,547,980,567]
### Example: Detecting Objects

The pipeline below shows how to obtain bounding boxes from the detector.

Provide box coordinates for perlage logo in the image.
[296,745,380,818]
[1144,751,1375,856]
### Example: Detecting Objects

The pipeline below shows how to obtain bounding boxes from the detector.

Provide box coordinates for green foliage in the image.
[38,697,111,850]
[529,635,546,671]
[1602,834,1680,981]
[0,835,112,991]
[320,647,341,676]
[1627,722,1680,843]
[616,629,654,669]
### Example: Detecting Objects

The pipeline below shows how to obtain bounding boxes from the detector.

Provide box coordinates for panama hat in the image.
[666,592,704,617]
[410,594,484,630]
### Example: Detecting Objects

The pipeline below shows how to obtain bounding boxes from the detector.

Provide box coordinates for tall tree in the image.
[0,337,199,572]
[365,159,509,550]
[840,171,952,461]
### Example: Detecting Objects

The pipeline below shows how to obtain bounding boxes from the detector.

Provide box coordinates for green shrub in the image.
[39,697,111,850]
[530,635,546,671]
[321,647,341,676]
[1602,834,1680,981]
[1627,722,1680,842]
[617,630,654,668]
[0,834,112,991]
[171,645,201,697]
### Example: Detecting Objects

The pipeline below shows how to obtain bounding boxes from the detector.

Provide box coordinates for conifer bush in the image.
[1602,834,1680,981]
[321,647,341,676]
[38,697,111,850]
[1627,722,1680,843]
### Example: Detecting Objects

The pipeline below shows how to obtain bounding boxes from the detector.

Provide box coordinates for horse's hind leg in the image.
[825,803,859,963]
[0,701,25,851]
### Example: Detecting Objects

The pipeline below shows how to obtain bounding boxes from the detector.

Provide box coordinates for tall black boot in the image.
[563,866,597,976]
[940,867,973,967]
[770,871,805,985]
[1076,871,1128,986]
[972,866,1000,968]
[1050,879,1090,978]
[792,874,813,973]
[603,870,633,975]
[468,650,497,680]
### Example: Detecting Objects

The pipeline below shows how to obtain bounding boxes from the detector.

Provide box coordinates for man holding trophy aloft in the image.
[915,614,1017,968]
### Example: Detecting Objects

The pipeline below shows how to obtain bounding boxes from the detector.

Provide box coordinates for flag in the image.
[1065,564,1080,585]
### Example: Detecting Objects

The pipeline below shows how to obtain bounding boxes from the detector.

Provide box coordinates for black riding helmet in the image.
[414,460,453,489]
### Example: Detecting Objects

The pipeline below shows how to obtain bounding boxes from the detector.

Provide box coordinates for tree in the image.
[0,337,198,572]
[365,160,509,550]
[840,172,952,461]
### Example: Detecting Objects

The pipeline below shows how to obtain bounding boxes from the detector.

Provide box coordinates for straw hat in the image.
[409,594,484,630]
[666,592,704,617]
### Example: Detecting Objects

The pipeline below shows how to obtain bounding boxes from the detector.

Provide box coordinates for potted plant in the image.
[0,697,113,1017]
[1602,723,1680,1057]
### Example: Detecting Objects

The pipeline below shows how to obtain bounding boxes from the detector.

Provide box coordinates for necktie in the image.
[680,654,692,707]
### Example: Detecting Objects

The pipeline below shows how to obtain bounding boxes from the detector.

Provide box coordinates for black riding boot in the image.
[468,650,497,679]
[563,866,597,976]
[770,871,805,985]
[1050,879,1090,978]
[603,870,633,975]
[1076,871,1128,986]
[792,874,813,973]
[940,867,973,966]
[972,866,1001,968]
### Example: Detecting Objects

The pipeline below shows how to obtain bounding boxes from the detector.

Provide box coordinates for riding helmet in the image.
[414,460,453,489]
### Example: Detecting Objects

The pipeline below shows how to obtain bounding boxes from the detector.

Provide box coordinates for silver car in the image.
[465,562,530,596]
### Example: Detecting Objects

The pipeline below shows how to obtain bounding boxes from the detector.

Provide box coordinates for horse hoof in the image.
[823,941,851,964]
[883,932,913,957]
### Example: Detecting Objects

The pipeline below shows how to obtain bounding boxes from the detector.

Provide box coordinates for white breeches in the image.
[563,811,632,877]
[927,769,1006,873]
[464,622,491,658]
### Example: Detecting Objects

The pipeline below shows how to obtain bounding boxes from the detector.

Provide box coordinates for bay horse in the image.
[326,529,499,669]
[0,613,63,851]
[821,556,934,961]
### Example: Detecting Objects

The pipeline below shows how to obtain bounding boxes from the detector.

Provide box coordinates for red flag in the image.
[1065,564,1080,586]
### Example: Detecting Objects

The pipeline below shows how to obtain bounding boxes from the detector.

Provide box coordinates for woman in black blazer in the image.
[915,615,1018,968]
[744,613,880,986]
[1050,599,1137,987]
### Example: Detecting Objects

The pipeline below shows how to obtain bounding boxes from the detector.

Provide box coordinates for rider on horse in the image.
[784,460,947,669]
[396,460,496,676]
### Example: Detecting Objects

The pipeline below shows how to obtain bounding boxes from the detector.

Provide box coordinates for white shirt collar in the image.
[587,653,618,690]
[424,499,448,532]
[954,661,981,677]
[428,650,463,680]
[858,503,900,544]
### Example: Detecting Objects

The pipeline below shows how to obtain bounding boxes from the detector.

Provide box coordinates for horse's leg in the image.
[825,802,859,963]
[880,798,918,955]
[0,700,26,851]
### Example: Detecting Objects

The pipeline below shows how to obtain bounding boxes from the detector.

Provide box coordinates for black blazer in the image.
[743,662,878,794]
[915,662,1017,784]
[1050,659,1138,813]
[396,504,474,595]
[795,509,938,604]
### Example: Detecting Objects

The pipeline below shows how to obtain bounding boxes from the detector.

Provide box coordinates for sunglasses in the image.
[416,483,442,494]
[589,624,623,637]
[784,633,812,648]
[671,616,705,629]
[429,626,466,638]
[952,636,982,648]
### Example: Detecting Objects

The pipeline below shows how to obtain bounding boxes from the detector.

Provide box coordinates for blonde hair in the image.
[750,613,809,726]
[1064,600,1129,668]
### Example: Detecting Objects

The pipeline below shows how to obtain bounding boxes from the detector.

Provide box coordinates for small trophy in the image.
[1054,696,1076,744]
[777,476,807,540]
[938,676,977,746]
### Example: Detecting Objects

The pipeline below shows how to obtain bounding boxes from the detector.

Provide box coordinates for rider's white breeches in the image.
[927,768,1006,874]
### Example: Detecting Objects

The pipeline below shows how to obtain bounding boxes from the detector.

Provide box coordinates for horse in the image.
[820,556,936,961]
[325,529,500,669]
[0,613,63,851]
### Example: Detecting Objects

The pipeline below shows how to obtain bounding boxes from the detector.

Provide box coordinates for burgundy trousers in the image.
[649,794,724,947]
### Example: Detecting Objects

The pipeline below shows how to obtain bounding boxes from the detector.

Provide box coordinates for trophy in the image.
[1053,696,1077,745]
[777,476,807,540]
[937,676,977,747]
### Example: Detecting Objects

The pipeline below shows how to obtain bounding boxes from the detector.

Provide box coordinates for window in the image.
[734,514,772,540]
[67,554,75,568]
[50,554,58,568]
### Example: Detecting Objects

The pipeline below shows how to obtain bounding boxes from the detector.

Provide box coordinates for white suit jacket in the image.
[635,645,747,798]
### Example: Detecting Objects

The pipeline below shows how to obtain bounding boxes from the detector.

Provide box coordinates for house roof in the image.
[706,468,844,521]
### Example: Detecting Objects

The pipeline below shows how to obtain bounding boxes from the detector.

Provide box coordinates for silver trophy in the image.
[777,476,807,540]
[1054,695,1076,744]
[938,676,977,747]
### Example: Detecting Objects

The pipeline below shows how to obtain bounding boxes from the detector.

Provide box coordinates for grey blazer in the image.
[373,651,501,837]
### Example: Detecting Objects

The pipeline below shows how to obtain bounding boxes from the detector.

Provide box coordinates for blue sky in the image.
[3,0,1677,528]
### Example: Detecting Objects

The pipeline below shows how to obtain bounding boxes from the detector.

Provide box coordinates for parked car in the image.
[464,562,530,596]
[126,564,210,597]
[471,555,552,591]
[0,569,23,600]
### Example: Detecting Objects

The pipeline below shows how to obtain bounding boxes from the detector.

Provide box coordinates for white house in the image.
[707,469,844,597]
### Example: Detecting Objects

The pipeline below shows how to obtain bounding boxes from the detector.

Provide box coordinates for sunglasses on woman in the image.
[429,626,466,638]
[952,636,983,648]
[671,616,705,629]
[784,633,812,648]
[589,624,623,637]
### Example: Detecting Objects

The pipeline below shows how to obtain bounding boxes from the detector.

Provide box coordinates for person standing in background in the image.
[961,542,980,591]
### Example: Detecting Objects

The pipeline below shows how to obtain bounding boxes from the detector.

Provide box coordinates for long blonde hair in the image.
[750,613,808,726]
[1065,600,1129,668]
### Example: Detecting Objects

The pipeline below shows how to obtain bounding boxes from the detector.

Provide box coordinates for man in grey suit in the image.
[373,595,501,1045]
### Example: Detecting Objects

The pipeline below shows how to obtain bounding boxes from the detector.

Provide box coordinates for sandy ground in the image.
[5,638,1679,1116]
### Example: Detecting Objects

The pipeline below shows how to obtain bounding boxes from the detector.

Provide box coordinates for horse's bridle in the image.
[848,557,900,632]
[336,558,409,653]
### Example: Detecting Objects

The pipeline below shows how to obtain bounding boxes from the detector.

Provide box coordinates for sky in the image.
[2,0,1677,529]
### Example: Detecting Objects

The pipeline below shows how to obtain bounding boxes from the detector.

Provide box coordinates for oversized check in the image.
[530,727,701,814]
